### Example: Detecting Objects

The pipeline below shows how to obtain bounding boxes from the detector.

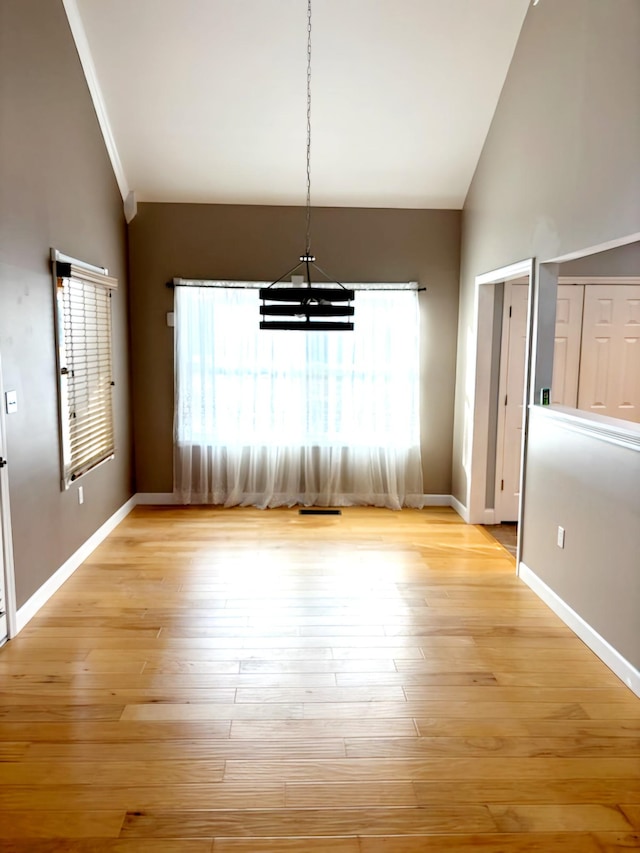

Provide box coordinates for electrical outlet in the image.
[78,486,84,505]
[557,526,565,548]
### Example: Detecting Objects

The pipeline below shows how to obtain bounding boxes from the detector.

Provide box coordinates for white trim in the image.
[519,562,640,698]
[123,191,137,224]
[421,494,452,506]
[493,282,512,522]
[535,405,640,453]
[0,471,16,640]
[61,0,129,201]
[449,495,469,522]
[557,276,640,286]
[475,259,533,287]
[15,496,136,635]
[51,248,108,277]
[466,259,534,524]
[0,355,17,639]
[136,492,180,505]
[545,232,640,264]
[494,281,530,525]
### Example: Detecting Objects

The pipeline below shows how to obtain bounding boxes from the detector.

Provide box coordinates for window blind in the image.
[54,259,117,488]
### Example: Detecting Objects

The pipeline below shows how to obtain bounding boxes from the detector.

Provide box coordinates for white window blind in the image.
[53,257,117,488]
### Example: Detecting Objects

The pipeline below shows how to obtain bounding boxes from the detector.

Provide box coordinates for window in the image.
[52,253,117,489]
[174,282,424,508]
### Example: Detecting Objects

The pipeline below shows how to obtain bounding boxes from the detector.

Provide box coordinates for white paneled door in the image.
[495,283,529,522]
[578,285,640,423]
[552,285,584,407]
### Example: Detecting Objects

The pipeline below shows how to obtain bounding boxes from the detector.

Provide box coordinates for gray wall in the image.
[524,408,640,669]
[128,203,461,496]
[0,0,134,608]
[560,241,640,277]
[453,1,640,670]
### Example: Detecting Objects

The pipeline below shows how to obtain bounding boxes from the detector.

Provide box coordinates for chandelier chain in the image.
[305,0,312,256]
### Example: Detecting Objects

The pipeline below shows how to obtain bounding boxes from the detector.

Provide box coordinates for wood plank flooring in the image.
[0,505,639,851]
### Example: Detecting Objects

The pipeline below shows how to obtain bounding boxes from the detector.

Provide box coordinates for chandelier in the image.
[259,0,354,331]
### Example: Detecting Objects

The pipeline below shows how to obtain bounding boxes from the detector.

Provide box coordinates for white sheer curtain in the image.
[174,283,424,509]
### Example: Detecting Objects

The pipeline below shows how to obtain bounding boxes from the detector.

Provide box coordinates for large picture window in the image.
[53,254,117,489]
[174,282,424,509]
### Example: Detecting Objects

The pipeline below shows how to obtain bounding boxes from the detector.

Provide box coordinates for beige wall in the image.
[559,241,640,277]
[128,203,461,496]
[524,408,640,669]
[0,0,133,608]
[453,1,640,670]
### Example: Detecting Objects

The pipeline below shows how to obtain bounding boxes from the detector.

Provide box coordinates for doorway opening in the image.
[465,259,535,567]
[484,521,518,558]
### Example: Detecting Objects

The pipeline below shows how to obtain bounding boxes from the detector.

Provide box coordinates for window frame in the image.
[51,250,118,490]
[174,282,421,449]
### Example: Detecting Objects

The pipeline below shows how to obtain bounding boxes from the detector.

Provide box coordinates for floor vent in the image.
[298,509,342,516]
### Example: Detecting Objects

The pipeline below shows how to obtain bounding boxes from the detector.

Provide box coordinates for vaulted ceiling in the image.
[69,0,530,209]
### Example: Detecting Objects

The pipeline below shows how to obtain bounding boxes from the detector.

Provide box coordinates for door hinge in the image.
[500,480,504,491]
[0,457,6,468]
[504,394,508,406]
[509,305,512,318]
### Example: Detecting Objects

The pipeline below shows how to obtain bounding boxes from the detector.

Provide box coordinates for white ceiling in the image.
[71,0,530,209]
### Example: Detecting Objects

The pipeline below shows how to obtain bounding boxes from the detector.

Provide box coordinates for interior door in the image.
[495,283,529,522]
[0,358,13,645]
[552,285,584,406]
[0,429,7,643]
[578,285,640,423]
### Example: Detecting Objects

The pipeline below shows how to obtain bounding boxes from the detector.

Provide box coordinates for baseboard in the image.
[519,562,640,698]
[422,494,452,506]
[14,496,137,636]
[136,492,179,505]
[449,495,469,522]
[137,493,459,509]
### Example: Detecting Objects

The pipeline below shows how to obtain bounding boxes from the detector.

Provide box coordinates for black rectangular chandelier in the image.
[259,254,354,331]
[259,0,354,332]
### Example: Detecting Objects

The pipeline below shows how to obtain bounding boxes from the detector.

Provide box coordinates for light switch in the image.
[5,391,17,414]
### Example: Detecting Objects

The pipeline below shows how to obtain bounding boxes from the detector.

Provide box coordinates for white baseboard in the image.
[519,562,640,698]
[136,492,179,505]
[421,494,452,506]
[138,493,459,509]
[449,495,469,522]
[14,496,137,635]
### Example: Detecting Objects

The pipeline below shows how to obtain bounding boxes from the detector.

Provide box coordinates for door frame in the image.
[465,259,535,566]
[0,353,17,640]
[494,280,529,523]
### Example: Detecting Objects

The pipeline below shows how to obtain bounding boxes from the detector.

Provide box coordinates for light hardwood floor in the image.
[0,506,638,851]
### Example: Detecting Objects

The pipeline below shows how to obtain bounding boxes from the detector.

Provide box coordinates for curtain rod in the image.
[167,279,425,292]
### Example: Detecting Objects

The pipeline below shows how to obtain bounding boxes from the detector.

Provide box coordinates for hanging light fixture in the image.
[260,0,354,331]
